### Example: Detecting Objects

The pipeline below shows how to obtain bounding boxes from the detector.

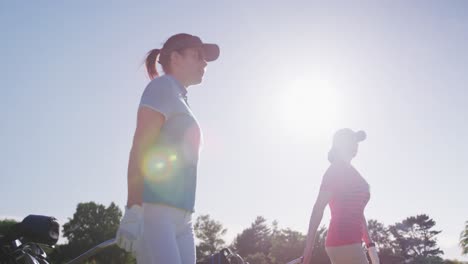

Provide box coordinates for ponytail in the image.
[145,49,161,80]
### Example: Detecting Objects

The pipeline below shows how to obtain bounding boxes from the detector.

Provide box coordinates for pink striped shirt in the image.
[319,163,370,247]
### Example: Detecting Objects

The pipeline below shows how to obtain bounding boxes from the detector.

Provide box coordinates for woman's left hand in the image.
[302,246,313,264]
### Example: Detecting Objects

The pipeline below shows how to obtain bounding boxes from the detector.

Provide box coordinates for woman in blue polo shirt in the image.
[116,33,220,264]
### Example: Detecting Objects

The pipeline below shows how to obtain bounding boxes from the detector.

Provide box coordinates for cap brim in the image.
[201,44,220,62]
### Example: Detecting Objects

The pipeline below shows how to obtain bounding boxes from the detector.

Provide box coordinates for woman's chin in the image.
[192,77,203,86]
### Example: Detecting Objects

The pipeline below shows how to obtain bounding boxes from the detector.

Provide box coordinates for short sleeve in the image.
[319,164,342,194]
[139,78,175,120]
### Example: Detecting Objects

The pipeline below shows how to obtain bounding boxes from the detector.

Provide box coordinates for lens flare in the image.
[169,154,177,162]
[141,147,178,183]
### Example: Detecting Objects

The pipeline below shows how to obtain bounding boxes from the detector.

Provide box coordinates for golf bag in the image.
[0,215,59,264]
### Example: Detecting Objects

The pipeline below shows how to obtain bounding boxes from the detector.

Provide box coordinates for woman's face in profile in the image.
[339,141,359,159]
[350,142,359,157]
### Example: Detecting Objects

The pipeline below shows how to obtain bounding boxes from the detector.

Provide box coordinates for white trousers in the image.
[136,203,196,264]
[325,243,369,264]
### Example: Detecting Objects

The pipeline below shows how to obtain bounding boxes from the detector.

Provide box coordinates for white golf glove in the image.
[116,205,143,254]
[367,245,380,264]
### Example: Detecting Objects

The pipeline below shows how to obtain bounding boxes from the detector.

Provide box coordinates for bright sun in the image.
[276,78,341,138]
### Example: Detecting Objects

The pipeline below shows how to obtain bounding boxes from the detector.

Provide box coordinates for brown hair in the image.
[145,49,168,80]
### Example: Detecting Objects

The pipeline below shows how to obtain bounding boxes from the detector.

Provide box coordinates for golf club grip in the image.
[65,238,116,264]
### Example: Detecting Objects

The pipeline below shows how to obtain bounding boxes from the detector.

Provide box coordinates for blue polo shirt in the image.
[139,74,202,212]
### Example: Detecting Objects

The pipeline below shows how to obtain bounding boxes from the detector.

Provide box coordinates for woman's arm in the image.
[362,215,380,264]
[302,190,332,264]
[361,215,372,246]
[126,106,165,207]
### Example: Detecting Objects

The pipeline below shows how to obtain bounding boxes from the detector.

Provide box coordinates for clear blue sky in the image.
[1,1,467,261]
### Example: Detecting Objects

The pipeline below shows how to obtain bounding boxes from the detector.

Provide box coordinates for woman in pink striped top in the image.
[302,128,379,264]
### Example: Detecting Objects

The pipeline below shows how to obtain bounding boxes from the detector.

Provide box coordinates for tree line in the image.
[1,202,467,264]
